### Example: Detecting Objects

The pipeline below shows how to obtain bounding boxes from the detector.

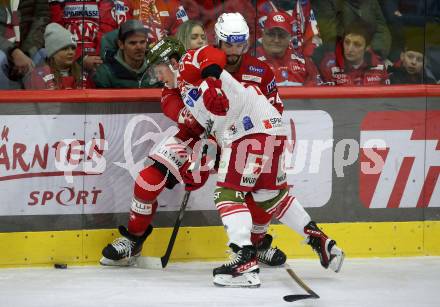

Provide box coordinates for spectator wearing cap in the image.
[388,29,437,84]
[319,19,389,86]
[93,19,157,88]
[256,11,322,86]
[24,23,93,89]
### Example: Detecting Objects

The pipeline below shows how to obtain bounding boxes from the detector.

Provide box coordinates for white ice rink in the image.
[0,257,439,307]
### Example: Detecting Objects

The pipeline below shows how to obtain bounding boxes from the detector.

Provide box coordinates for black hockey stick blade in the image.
[283,265,320,302]
[283,293,319,302]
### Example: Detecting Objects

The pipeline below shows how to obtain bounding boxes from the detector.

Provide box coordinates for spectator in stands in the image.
[24,23,93,89]
[49,0,139,73]
[175,20,207,50]
[256,11,322,86]
[0,0,50,89]
[388,29,437,84]
[311,0,391,61]
[380,0,426,62]
[319,19,389,86]
[256,0,321,57]
[93,20,157,88]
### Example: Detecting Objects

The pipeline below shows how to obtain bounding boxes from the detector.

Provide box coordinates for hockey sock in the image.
[215,187,253,247]
[246,194,272,246]
[277,197,311,238]
[128,165,166,236]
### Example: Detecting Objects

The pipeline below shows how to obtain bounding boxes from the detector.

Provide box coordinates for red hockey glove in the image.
[181,159,210,191]
[177,107,205,136]
[199,78,229,116]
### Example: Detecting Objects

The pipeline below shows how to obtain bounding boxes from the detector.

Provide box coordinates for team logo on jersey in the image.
[248,65,265,75]
[176,6,188,21]
[242,116,254,131]
[360,111,440,209]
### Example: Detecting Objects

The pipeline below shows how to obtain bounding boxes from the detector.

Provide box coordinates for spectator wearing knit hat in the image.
[93,19,158,88]
[24,23,93,89]
[388,28,437,84]
[256,10,322,86]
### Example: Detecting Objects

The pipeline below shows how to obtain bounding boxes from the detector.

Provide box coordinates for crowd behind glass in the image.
[1,0,439,90]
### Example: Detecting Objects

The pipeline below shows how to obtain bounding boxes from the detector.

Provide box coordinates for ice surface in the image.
[0,257,438,307]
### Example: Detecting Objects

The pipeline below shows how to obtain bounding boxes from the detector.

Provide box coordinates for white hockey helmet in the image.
[214,12,250,46]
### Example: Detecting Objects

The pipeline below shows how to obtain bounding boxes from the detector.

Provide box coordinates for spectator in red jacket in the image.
[319,19,389,86]
[25,23,93,89]
[256,11,322,86]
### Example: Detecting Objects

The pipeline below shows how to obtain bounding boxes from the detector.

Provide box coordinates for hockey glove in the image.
[181,159,210,191]
[177,107,205,136]
[199,78,229,116]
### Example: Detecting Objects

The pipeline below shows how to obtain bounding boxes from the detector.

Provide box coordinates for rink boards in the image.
[0,86,439,266]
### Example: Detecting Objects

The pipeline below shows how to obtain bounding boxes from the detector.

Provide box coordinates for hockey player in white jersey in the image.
[149,13,344,288]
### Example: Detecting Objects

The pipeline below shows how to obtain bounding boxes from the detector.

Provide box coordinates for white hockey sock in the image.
[222,211,253,247]
[278,198,311,238]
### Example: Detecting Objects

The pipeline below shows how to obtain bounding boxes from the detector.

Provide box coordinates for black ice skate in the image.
[100,225,153,266]
[304,221,344,272]
[213,244,260,288]
[256,234,287,266]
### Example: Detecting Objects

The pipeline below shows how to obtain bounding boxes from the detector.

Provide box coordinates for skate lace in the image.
[257,247,277,262]
[224,251,243,267]
[112,237,134,257]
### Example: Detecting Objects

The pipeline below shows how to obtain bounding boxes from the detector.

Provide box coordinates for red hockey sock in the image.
[127,165,166,236]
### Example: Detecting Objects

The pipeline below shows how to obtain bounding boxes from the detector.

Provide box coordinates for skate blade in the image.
[329,248,345,273]
[99,256,136,267]
[213,272,261,288]
[135,256,163,269]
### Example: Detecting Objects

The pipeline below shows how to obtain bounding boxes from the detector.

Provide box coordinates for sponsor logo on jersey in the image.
[248,65,265,75]
[291,53,305,64]
[242,116,254,131]
[360,111,440,208]
[185,88,200,107]
[366,75,381,83]
[242,74,262,83]
[267,78,276,93]
[327,59,336,67]
[64,4,99,19]
[290,64,304,72]
[262,117,282,129]
[159,11,170,17]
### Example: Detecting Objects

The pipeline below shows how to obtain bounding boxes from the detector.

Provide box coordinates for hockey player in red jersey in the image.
[149,13,344,287]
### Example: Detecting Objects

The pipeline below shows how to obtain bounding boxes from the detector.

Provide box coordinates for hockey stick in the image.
[283,264,320,302]
[159,120,214,269]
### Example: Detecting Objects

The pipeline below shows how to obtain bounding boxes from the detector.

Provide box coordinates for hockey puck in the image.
[54,263,67,269]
